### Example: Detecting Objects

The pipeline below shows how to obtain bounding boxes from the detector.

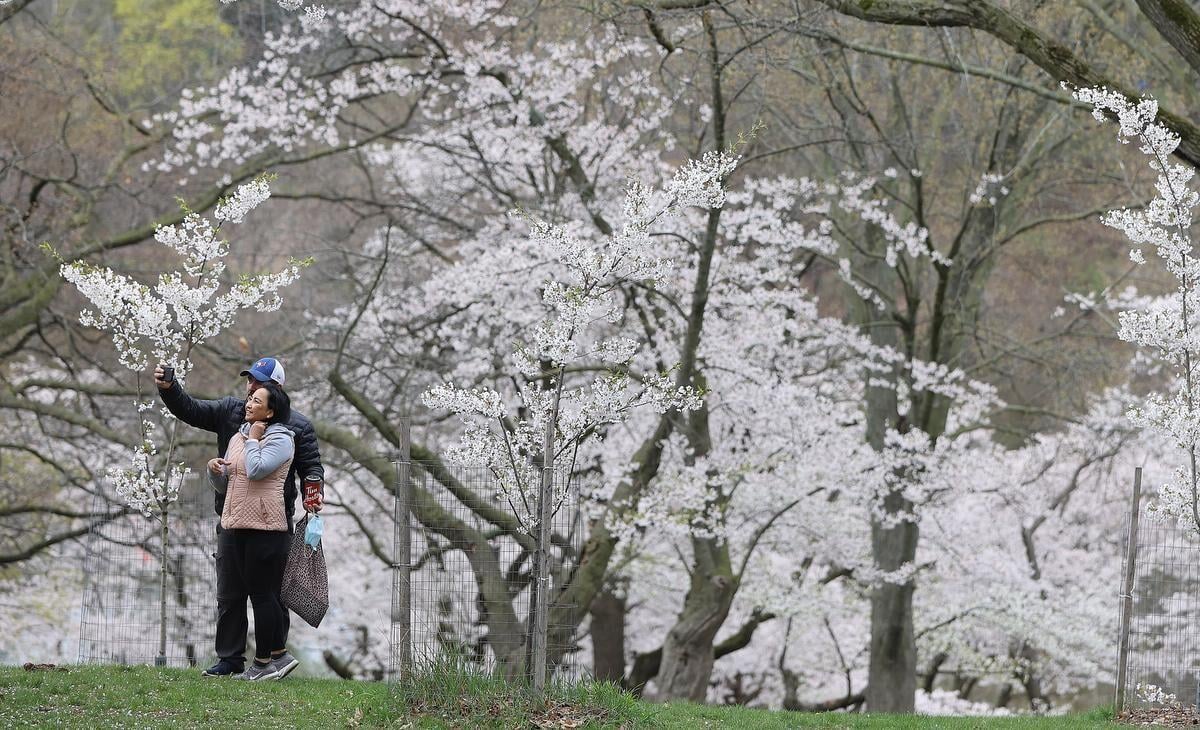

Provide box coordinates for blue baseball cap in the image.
[240,357,286,386]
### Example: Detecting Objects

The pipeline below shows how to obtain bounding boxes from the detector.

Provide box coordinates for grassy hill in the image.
[0,664,1117,728]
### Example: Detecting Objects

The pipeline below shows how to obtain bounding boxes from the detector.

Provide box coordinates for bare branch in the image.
[812,0,1200,167]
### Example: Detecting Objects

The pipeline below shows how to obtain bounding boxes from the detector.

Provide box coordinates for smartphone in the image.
[161,366,175,383]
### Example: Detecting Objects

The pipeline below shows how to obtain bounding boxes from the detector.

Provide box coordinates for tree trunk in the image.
[156,505,170,666]
[653,371,737,703]
[848,238,917,713]
[589,584,627,683]
[996,681,1013,709]
[624,608,776,695]
[923,651,948,693]
[654,535,736,701]
[865,511,918,712]
[1015,642,1047,710]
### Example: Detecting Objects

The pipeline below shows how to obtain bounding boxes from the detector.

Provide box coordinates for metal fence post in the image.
[392,417,413,682]
[1115,466,1143,714]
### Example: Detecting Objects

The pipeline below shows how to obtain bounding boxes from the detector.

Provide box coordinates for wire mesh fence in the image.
[390,457,587,685]
[78,476,218,668]
[1121,502,1200,709]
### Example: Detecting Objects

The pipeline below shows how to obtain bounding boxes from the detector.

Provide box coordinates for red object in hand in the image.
[303,476,322,511]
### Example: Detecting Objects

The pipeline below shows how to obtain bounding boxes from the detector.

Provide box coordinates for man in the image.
[155,357,324,680]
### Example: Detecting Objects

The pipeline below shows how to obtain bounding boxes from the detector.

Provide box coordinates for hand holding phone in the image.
[154,364,174,390]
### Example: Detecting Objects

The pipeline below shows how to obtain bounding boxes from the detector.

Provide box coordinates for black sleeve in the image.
[292,413,325,491]
[158,382,237,435]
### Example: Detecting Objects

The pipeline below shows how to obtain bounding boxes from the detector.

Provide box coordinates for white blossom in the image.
[968,172,1008,207]
[212,178,271,224]
[56,176,304,515]
[1075,86,1200,530]
[422,155,729,528]
[1135,682,1178,706]
[299,5,329,32]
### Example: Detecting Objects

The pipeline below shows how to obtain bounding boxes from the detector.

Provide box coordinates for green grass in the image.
[0,664,392,728]
[0,663,1117,728]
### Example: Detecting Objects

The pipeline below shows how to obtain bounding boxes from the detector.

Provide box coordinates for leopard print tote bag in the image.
[282,514,329,628]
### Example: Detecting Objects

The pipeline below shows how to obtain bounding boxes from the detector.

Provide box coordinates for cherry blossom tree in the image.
[658,383,1142,710]
[1071,87,1200,532]
[598,4,1130,710]
[420,153,730,682]
[421,153,730,529]
[51,177,304,664]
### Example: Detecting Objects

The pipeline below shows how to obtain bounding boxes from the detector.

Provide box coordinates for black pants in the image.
[215,525,292,665]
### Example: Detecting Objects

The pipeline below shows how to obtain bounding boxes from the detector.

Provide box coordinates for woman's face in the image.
[245,387,275,423]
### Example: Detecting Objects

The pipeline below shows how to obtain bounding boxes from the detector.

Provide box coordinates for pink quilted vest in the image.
[220,432,292,531]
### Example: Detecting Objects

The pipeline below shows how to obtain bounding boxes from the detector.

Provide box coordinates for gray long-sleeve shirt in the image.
[209,423,295,493]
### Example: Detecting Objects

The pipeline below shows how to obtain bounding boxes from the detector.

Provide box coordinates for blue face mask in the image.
[304,514,324,551]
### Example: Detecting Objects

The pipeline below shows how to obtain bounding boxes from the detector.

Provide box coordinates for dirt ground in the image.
[1120,707,1200,726]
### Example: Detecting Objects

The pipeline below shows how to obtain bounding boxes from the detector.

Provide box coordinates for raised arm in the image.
[154,364,236,433]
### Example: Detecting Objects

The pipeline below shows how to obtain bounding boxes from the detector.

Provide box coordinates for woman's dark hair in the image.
[256,381,291,426]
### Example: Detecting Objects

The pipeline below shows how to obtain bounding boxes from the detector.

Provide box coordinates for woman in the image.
[208,381,295,681]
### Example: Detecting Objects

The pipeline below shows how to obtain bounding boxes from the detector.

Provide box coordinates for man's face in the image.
[246,376,267,399]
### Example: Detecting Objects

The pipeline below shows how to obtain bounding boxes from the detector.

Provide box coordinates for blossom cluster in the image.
[1135,682,1178,706]
[722,172,942,312]
[107,434,190,518]
[60,178,302,380]
[1075,86,1200,529]
[58,177,304,515]
[149,0,670,196]
[422,153,734,527]
[968,172,1009,206]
